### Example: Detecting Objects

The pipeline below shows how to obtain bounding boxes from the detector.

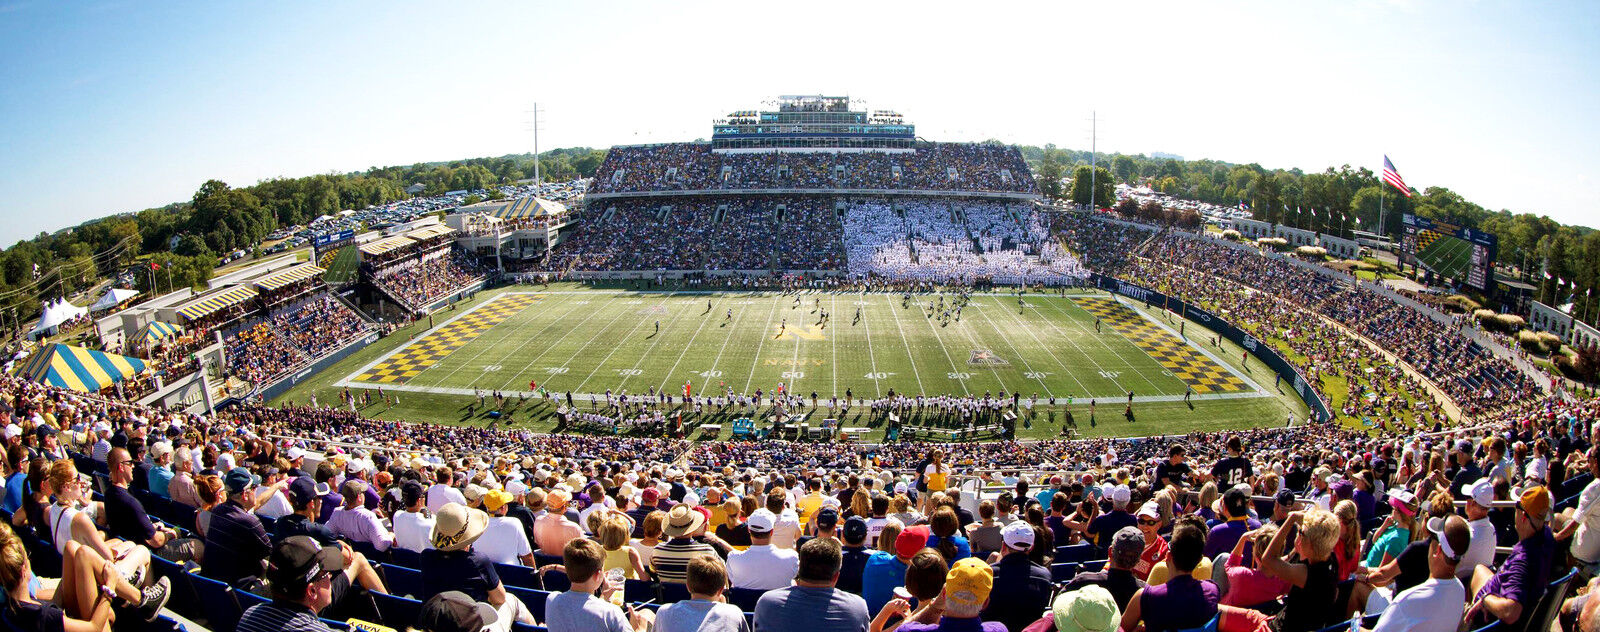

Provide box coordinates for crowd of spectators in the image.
[844,199,1085,285]
[0,365,1596,632]
[370,250,487,311]
[224,294,373,388]
[587,143,1037,195]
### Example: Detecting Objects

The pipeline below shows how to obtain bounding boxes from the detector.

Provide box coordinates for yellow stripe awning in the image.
[254,264,327,292]
[404,224,455,241]
[176,285,259,321]
[357,235,415,257]
[16,343,148,393]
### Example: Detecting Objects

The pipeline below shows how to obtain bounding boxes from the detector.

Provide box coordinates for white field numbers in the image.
[948,372,971,380]
[698,370,723,378]
[482,365,502,372]
[1024,371,1050,379]
[781,371,804,379]
[546,367,569,374]
[617,368,643,376]
[1099,371,1121,379]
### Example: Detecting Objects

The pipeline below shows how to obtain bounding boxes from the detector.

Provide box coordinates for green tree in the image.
[1112,155,1136,183]
[1037,157,1064,200]
[1068,165,1115,208]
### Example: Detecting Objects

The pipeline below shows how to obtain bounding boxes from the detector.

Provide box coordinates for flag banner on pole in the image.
[1381,156,1412,197]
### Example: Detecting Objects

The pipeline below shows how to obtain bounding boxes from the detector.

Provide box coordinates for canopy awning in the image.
[491,197,567,220]
[253,264,326,292]
[16,343,148,393]
[404,224,455,241]
[358,235,415,257]
[90,288,140,311]
[30,298,89,337]
[176,285,258,321]
[135,321,184,348]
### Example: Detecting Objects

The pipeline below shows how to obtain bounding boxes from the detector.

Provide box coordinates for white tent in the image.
[90,288,139,311]
[29,299,89,339]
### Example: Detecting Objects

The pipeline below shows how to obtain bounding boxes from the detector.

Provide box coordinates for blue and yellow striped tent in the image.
[491,197,567,220]
[134,321,183,348]
[16,343,148,393]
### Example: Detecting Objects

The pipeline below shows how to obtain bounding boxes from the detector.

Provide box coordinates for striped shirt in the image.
[653,537,717,584]
[237,601,330,632]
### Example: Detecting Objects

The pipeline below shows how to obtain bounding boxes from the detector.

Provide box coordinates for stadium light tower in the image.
[525,103,546,186]
[1089,111,1097,211]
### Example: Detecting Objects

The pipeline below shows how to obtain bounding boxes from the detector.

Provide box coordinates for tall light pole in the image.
[1088,110,1097,211]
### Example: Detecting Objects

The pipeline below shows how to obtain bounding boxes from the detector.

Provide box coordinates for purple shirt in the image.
[1140,575,1219,632]
[1478,527,1555,608]
[898,618,1008,632]
[327,505,394,552]
[1203,517,1261,559]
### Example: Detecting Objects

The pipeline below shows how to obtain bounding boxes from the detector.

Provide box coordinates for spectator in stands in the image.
[168,447,200,510]
[755,538,869,632]
[202,467,274,585]
[982,520,1051,632]
[728,508,799,590]
[1219,526,1287,609]
[101,447,183,559]
[417,591,500,632]
[863,524,927,615]
[394,479,435,553]
[0,521,169,631]
[597,513,648,580]
[1556,447,1600,571]
[1059,526,1146,610]
[654,505,719,584]
[147,441,175,498]
[477,489,533,566]
[328,479,393,553]
[838,516,872,595]
[2,445,26,515]
[236,536,345,632]
[1459,479,1497,582]
[546,537,653,632]
[1119,515,1218,632]
[1368,515,1471,632]
[966,500,1003,559]
[891,558,1005,632]
[655,554,748,632]
[770,489,804,549]
[535,489,583,556]
[1018,585,1121,632]
[276,476,337,544]
[427,467,465,514]
[1086,485,1134,549]
[1204,486,1261,560]
[422,502,533,628]
[927,505,971,563]
[1467,486,1555,629]
[1232,509,1344,632]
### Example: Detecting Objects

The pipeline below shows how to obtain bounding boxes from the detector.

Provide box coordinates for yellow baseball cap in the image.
[944,558,994,608]
[483,489,513,513]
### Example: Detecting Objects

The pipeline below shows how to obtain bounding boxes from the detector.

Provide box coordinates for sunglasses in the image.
[1138,518,1160,526]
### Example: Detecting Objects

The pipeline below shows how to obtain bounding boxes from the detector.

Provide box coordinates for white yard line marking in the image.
[909,295,970,395]
[860,294,883,397]
[654,296,726,395]
[617,295,699,391]
[1036,296,1159,394]
[570,294,675,394]
[742,294,782,395]
[882,294,926,394]
[969,297,1055,398]
[562,295,666,393]
[495,295,622,393]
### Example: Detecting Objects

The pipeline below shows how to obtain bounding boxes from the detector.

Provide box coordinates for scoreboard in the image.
[1402,214,1498,291]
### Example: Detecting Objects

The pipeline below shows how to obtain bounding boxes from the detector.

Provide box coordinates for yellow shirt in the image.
[797,492,825,526]
[925,464,949,492]
[1146,555,1213,586]
[706,503,729,529]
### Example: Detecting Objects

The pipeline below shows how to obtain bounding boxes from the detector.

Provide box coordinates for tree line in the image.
[0,148,607,328]
[1023,144,1600,318]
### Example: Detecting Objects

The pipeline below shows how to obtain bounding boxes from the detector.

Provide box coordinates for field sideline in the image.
[272,284,1311,442]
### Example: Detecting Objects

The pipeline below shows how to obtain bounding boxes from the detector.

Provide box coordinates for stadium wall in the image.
[1087,272,1333,423]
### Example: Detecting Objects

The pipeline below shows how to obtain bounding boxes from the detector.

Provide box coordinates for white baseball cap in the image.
[2,425,19,439]
[747,509,776,533]
[1111,485,1131,506]
[894,482,909,494]
[285,447,306,461]
[1001,521,1035,549]
[1467,478,1495,508]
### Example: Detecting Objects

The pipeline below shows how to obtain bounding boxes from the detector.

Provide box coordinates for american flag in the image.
[1381,156,1412,197]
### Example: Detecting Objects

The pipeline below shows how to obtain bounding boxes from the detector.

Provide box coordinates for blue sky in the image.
[1,0,1595,246]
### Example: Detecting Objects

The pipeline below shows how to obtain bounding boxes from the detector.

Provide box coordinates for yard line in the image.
[830,294,838,398]
[654,295,727,395]
[969,298,1055,398]
[741,294,783,395]
[859,294,883,397]
[983,296,1093,395]
[495,294,625,393]
[881,294,926,395]
[617,295,700,391]
[568,294,671,394]
[706,296,753,383]
[905,295,970,396]
[424,293,558,387]
[1035,295,1164,394]
[786,307,805,396]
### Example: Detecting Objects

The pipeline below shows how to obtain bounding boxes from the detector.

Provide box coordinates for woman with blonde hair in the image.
[1331,499,1362,580]
[876,520,904,555]
[1222,509,1345,632]
[921,449,949,514]
[849,487,871,519]
[597,514,649,580]
[44,460,151,589]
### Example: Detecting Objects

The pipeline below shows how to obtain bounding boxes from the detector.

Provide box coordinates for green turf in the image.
[1417,233,1471,280]
[269,284,1312,441]
[321,245,359,284]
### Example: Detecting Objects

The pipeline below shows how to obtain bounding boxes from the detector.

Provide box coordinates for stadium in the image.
[4,93,1590,632]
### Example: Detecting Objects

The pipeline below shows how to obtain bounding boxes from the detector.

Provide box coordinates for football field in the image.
[1416,231,1472,280]
[339,288,1261,404]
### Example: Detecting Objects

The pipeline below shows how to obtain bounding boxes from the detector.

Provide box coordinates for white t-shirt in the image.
[770,509,802,549]
[1459,517,1498,581]
[426,484,466,514]
[1569,480,1600,563]
[475,516,532,565]
[393,509,435,553]
[864,517,888,548]
[726,544,799,590]
[1371,577,1466,632]
[255,489,293,520]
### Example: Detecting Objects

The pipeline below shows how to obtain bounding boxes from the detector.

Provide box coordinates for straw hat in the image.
[432,502,489,551]
[661,504,706,538]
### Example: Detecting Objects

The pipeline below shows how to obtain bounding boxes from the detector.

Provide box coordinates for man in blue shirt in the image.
[202,467,274,584]
[862,525,926,615]
[2,444,27,514]
[1204,486,1261,559]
